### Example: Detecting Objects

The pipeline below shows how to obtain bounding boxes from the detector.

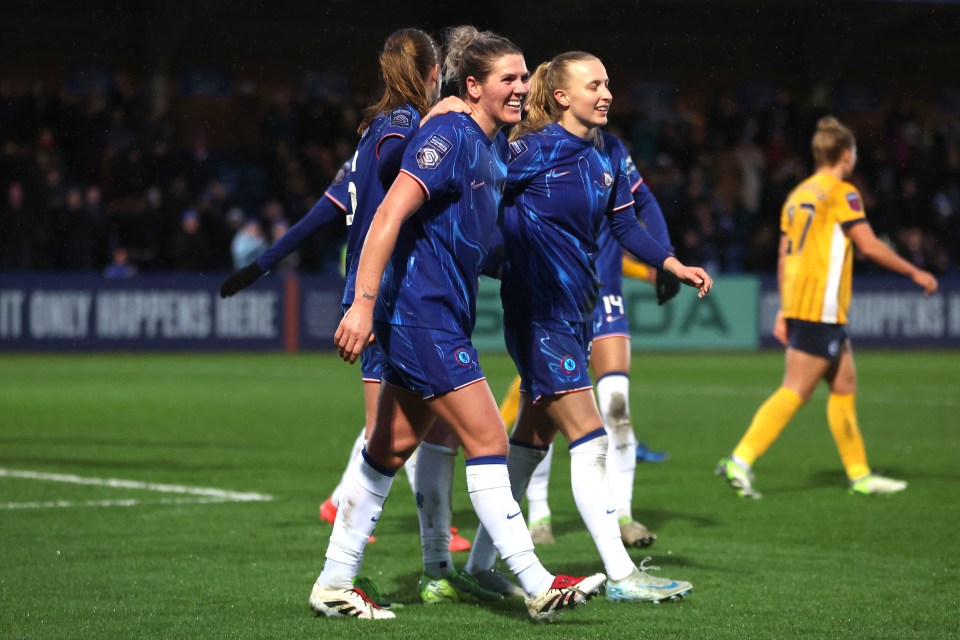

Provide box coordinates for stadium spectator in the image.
[1,63,959,275]
[103,246,137,278]
[230,216,267,270]
[716,116,939,499]
[0,182,37,269]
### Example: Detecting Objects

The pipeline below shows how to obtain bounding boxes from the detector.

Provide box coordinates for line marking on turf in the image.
[0,468,274,510]
[633,384,960,407]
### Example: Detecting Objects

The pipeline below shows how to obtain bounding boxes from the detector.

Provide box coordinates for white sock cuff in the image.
[596,372,630,388]
[350,451,396,498]
[466,462,511,493]
[569,428,609,453]
[596,374,631,417]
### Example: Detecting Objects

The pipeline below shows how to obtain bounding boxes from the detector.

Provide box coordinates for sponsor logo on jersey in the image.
[560,354,578,375]
[603,171,614,188]
[391,108,413,128]
[416,133,452,169]
[625,154,638,177]
[508,139,528,163]
[454,347,473,367]
[846,192,862,212]
[547,168,572,178]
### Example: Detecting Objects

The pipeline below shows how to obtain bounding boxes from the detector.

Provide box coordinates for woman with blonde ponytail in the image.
[717,115,937,499]
[465,51,709,604]
[319,26,606,623]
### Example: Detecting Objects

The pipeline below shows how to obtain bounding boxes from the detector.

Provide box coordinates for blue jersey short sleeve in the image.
[399,123,462,201]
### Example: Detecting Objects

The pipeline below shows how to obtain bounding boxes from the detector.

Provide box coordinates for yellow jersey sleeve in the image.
[622,256,653,282]
[835,183,867,229]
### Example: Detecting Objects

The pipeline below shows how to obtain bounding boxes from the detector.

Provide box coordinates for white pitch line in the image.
[1,497,238,510]
[0,468,274,509]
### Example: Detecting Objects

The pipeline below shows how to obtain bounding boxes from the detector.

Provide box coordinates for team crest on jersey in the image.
[417,134,452,169]
[602,171,614,188]
[846,192,862,212]
[560,354,578,375]
[332,160,350,185]
[391,108,413,128]
[454,347,473,367]
[508,139,528,163]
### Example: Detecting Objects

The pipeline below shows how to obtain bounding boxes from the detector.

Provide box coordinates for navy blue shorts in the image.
[343,304,386,382]
[360,342,385,382]
[592,291,630,342]
[786,319,849,360]
[504,317,594,404]
[374,321,486,399]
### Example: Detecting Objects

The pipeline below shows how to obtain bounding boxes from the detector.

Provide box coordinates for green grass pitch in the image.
[1,351,957,639]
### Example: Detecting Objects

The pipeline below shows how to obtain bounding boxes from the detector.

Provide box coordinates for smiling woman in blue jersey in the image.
[464,51,711,604]
[317,27,608,623]
[220,28,496,611]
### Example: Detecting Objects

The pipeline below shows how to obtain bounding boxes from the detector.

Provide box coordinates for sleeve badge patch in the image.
[416,133,452,169]
[391,108,413,128]
[508,139,528,163]
[846,192,862,211]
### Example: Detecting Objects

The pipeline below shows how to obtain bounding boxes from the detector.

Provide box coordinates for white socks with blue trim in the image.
[569,431,634,581]
[319,452,395,588]
[465,461,552,596]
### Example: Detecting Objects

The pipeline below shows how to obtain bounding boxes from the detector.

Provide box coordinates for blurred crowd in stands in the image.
[1,74,958,277]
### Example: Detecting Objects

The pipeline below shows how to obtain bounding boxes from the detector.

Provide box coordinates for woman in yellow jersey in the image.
[716,116,938,498]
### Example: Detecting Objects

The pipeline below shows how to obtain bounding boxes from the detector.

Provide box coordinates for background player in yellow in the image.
[717,116,938,498]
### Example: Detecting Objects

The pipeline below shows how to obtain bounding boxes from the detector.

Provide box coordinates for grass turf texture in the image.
[1,352,957,639]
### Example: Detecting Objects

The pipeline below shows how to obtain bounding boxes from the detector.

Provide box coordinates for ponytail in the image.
[359,28,439,133]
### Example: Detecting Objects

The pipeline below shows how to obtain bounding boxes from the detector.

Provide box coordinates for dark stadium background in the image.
[1,7,958,638]
[1,0,958,350]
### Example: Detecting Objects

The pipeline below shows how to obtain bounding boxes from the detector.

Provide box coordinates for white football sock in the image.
[466,442,548,576]
[465,459,552,596]
[525,443,554,524]
[569,429,634,581]
[416,442,456,578]
[319,450,396,588]
[597,374,636,519]
[403,444,420,495]
[329,427,366,507]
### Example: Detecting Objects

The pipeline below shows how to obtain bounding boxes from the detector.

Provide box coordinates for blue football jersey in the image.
[374,112,507,334]
[594,132,673,295]
[342,105,421,306]
[500,123,636,322]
